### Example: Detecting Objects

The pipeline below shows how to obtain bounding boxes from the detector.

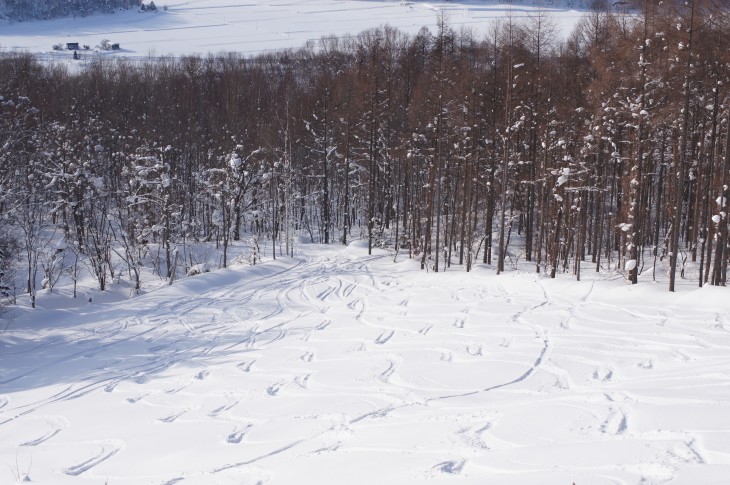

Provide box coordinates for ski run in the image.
[2,241,730,484]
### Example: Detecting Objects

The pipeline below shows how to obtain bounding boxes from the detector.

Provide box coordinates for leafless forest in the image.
[1,0,141,22]
[1,0,730,309]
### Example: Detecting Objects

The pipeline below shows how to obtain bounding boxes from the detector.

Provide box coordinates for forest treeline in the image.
[1,0,140,22]
[1,0,730,308]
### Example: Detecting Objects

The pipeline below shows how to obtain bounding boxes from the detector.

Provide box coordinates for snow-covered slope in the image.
[1,241,728,483]
[0,0,586,58]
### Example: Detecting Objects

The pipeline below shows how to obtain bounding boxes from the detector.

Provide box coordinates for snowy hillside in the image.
[0,0,586,57]
[1,241,729,484]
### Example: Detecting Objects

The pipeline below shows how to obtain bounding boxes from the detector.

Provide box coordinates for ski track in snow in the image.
[18,415,68,447]
[1,243,730,483]
[62,440,123,476]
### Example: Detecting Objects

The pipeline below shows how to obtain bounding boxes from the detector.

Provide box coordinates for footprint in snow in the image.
[237,360,255,372]
[374,330,394,345]
[158,411,187,423]
[600,407,628,435]
[312,441,341,454]
[165,383,190,394]
[380,360,397,381]
[161,478,185,485]
[433,460,466,475]
[457,422,491,450]
[209,397,240,417]
[104,378,125,392]
[226,424,252,444]
[627,463,675,482]
[638,360,654,370]
[133,374,150,384]
[466,344,483,356]
[592,367,613,382]
[294,374,310,389]
[672,349,691,362]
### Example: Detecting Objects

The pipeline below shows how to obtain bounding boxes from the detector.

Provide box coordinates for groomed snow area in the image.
[0,0,586,58]
[1,241,730,484]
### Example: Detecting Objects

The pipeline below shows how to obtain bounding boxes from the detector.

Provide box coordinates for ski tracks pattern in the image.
[2,247,729,483]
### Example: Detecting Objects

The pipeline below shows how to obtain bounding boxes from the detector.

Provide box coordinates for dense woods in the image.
[1,0,730,309]
[1,0,140,21]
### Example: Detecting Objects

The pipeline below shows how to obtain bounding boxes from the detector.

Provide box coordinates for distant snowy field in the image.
[0,0,586,58]
[1,240,729,484]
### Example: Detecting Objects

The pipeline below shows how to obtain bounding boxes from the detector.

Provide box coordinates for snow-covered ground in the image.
[0,0,586,58]
[1,240,729,484]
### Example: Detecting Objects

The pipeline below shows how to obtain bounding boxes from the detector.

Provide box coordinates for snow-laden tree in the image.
[0,228,16,312]
[0,4,729,302]
[198,146,264,268]
[125,145,178,280]
[304,91,338,244]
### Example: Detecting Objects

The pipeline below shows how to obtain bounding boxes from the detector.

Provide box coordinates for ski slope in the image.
[0,0,586,58]
[1,241,729,484]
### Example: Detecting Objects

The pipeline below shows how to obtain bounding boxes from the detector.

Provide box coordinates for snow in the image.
[0,0,586,58]
[229,156,241,171]
[2,241,730,483]
[556,167,570,186]
[1,2,723,482]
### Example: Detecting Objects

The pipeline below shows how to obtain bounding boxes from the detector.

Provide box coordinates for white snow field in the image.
[1,241,730,484]
[0,0,586,58]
